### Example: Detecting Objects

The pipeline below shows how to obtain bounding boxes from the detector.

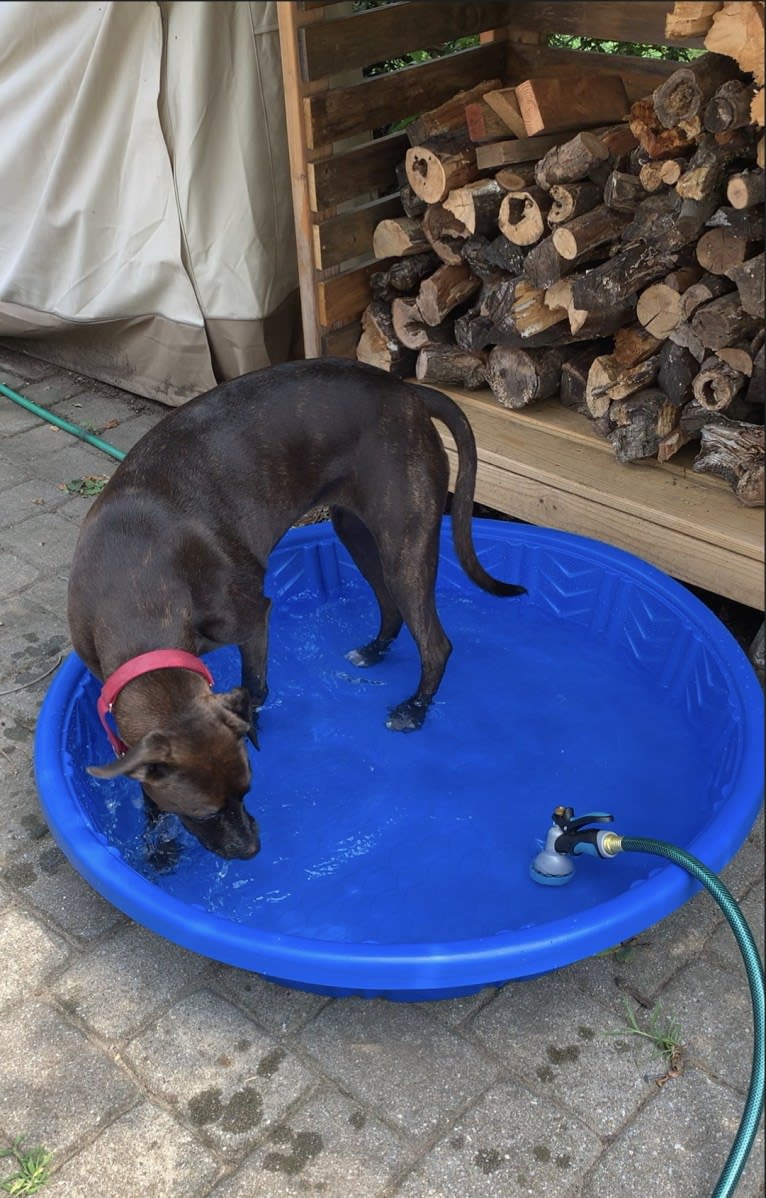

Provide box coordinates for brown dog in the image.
[67,358,525,859]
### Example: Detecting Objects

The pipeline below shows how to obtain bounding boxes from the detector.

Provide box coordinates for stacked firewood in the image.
[358,3,765,506]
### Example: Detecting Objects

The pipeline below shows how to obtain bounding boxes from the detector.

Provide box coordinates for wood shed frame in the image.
[276,0,764,610]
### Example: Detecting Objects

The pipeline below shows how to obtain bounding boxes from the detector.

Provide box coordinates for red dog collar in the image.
[97,650,214,756]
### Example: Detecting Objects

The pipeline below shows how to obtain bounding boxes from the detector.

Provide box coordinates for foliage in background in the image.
[548,33,702,62]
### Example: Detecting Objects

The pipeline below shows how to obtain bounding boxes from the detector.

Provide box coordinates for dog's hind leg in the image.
[331,507,403,667]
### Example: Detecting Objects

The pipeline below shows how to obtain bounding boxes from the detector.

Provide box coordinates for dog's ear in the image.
[216,688,252,736]
[88,731,173,782]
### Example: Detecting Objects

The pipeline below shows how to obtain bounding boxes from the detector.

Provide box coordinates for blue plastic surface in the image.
[35,520,764,999]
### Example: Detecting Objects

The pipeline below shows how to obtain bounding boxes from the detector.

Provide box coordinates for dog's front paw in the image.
[346,639,388,669]
[386,698,429,733]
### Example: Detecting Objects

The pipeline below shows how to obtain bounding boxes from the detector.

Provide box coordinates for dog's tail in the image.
[412,383,527,598]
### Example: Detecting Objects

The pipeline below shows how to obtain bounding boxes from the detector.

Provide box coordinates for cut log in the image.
[514,74,630,137]
[745,342,765,405]
[695,226,753,274]
[669,320,707,361]
[495,163,539,191]
[498,187,552,246]
[370,252,440,301]
[482,276,568,339]
[726,169,765,208]
[704,78,756,132]
[705,204,764,239]
[391,296,453,349]
[693,418,765,505]
[559,341,613,421]
[638,160,670,192]
[568,299,638,338]
[613,325,664,367]
[692,353,749,410]
[465,100,514,145]
[422,203,468,265]
[665,2,723,40]
[406,79,503,146]
[396,162,428,218]
[652,53,740,129]
[704,3,765,85]
[690,290,760,349]
[636,282,686,339]
[415,345,487,388]
[418,262,480,326]
[485,345,567,408]
[603,170,645,212]
[482,88,527,137]
[610,389,680,462]
[680,271,735,319]
[372,216,429,259]
[547,181,603,224]
[405,144,479,205]
[599,124,640,168]
[658,337,700,404]
[442,178,504,236]
[585,353,660,418]
[356,302,416,376]
[726,253,765,318]
[551,205,630,260]
[629,96,700,159]
[453,309,494,353]
[569,242,679,312]
[534,131,610,190]
[460,234,525,281]
[659,158,688,185]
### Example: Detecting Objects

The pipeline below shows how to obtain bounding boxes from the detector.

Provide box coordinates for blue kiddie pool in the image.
[35,520,764,999]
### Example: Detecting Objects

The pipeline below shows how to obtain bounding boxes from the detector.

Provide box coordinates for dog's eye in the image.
[145,762,172,782]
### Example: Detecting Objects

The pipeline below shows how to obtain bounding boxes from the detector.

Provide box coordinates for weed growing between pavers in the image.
[0,1137,52,1195]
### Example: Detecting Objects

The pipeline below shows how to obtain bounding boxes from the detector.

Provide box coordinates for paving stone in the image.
[0,549,39,599]
[467,970,657,1137]
[4,421,119,486]
[125,990,316,1159]
[0,999,137,1155]
[53,923,211,1041]
[209,963,331,1037]
[656,957,758,1095]
[0,451,28,491]
[0,906,69,1013]
[298,998,500,1142]
[213,1085,411,1198]
[1,509,81,573]
[41,1101,220,1198]
[395,1079,602,1198]
[586,1066,764,1198]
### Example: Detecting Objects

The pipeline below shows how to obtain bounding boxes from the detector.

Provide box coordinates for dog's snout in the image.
[181,800,260,860]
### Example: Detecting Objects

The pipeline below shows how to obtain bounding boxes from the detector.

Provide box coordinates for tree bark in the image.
[690,290,760,350]
[534,131,610,190]
[415,345,488,388]
[693,418,765,505]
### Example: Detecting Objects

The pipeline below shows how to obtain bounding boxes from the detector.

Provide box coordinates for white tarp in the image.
[0,0,299,404]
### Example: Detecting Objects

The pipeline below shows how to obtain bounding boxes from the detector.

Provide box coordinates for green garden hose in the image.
[617,836,764,1198]
[0,380,125,462]
[533,810,764,1197]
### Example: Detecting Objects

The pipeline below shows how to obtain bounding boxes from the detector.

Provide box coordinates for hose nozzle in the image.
[530,807,623,885]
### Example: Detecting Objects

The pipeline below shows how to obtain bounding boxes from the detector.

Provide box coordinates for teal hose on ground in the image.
[617,835,764,1198]
[1,380,126,463]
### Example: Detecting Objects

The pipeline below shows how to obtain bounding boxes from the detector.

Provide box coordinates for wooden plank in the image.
[322,321,362,357]
[278,1,323,357]
[436,389,764,608]
[304,39,507,149]
[504,43,679,102]
[313,194,403,269]
[514,73,630,135]
[317,261,382,328]
[502,2,695,47]
[308,131,408,210]
[300,1,512,81]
